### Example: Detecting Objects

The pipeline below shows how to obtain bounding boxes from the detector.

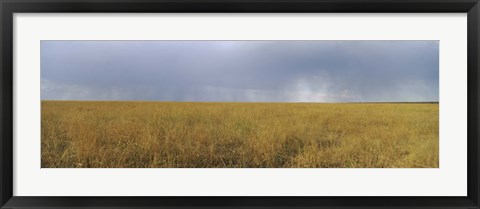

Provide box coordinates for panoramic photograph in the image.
[41,40,439,168]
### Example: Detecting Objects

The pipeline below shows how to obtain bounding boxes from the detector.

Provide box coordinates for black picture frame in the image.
[1,0,479,208]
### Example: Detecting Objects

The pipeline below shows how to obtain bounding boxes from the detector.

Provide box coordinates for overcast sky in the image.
[41,40,439,102]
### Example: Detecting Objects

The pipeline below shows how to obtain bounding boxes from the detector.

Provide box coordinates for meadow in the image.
[41,101,438,168]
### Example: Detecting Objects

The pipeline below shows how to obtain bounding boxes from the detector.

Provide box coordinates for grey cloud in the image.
[41,40,439,102]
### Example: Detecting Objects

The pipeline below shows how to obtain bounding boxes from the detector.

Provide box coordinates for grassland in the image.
[41,101,438,168]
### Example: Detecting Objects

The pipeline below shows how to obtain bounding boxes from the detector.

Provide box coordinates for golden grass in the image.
[41,101,438,168]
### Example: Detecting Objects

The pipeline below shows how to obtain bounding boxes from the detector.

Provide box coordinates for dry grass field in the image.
[41,101,438,168]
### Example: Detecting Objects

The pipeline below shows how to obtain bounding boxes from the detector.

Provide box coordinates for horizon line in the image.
[41,100,439,104]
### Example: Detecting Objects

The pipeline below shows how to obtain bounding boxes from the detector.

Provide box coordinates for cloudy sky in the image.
[41,40,439,102]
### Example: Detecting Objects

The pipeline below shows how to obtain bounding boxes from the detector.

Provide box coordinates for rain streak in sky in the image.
[41,40,439,102]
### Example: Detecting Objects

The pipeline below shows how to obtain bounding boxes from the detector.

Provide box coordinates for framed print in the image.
[1,0,479,208]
